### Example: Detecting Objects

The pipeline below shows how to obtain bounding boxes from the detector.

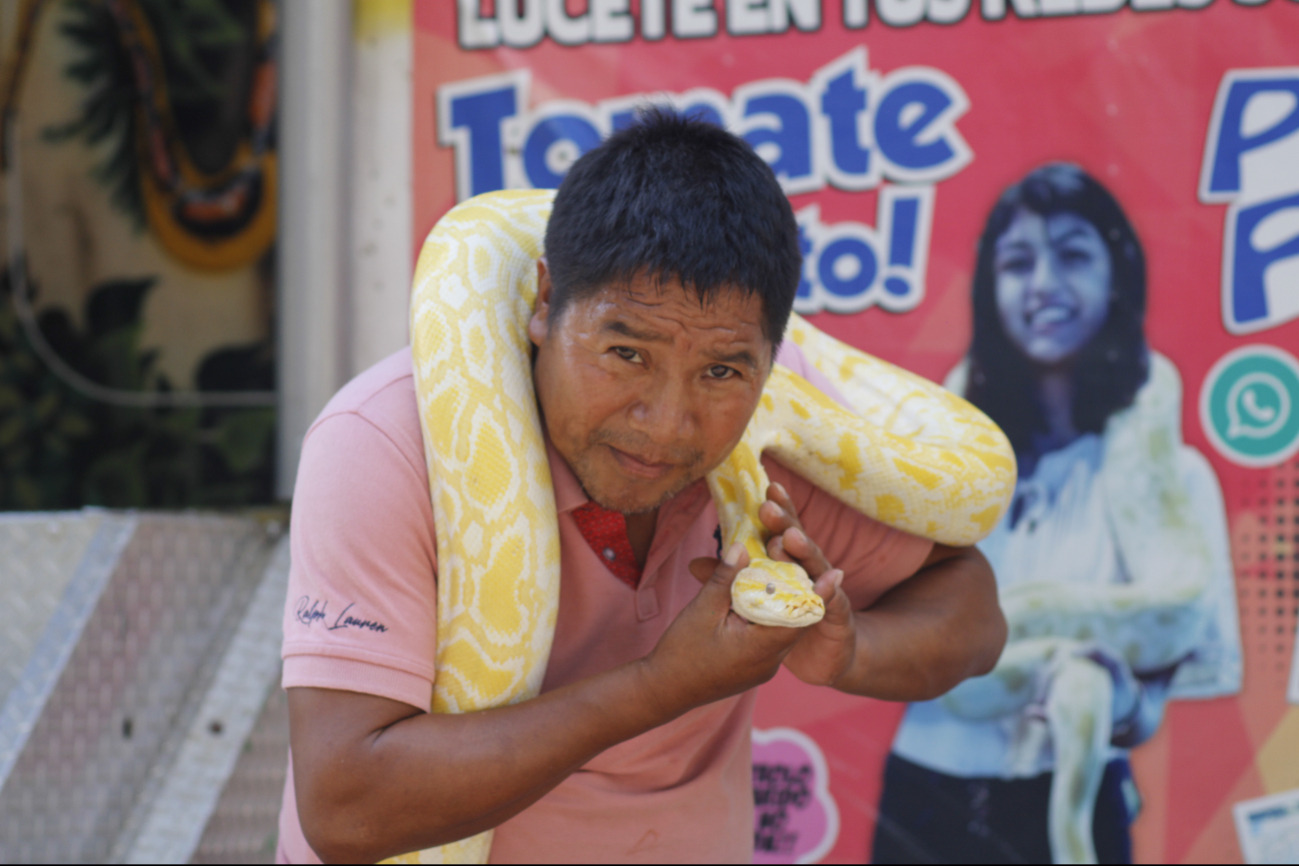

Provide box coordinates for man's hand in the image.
[650,542,806,712]
[758,482,858,686]
[691,482,1006,702]
[689,483,857,687]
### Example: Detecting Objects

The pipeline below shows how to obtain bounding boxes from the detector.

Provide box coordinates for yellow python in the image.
[396,190,1016,864]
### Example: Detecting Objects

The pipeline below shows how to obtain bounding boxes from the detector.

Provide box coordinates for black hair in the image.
[964,163,1150,461]
[543,107,802,346]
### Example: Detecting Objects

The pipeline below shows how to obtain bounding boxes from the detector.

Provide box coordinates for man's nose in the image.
[628,377,698,444]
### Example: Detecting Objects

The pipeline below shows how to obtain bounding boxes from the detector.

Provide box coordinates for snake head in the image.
[731,558,825,628]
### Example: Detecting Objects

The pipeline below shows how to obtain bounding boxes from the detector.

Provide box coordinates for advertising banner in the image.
[414,1,1299,861]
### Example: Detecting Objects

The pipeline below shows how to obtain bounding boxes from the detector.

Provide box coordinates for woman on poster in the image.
[872,163,1242,864]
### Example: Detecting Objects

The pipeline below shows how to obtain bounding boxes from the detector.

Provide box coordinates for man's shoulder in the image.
[307,347,422,461]
[319,346,415,417]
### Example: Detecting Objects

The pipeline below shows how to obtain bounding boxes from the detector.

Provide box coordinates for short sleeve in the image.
[281,412,439,712]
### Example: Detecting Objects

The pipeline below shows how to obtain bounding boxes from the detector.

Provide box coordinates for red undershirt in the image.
[570,500,643,588]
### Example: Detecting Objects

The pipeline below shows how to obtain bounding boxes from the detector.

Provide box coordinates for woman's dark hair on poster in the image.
[964,163,1150,462]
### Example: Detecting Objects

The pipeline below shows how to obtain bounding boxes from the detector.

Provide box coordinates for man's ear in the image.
[528,259,553,348]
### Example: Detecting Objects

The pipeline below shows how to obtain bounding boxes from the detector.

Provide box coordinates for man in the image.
[279,111,1006,864]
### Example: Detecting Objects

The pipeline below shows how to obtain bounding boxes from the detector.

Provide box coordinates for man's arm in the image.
[290,546,799,864]
[825,543,1005,699]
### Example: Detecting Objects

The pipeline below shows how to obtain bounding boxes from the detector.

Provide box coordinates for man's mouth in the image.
[608,446,673,480]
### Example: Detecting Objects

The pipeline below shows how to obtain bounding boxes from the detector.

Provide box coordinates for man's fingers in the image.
[813,568,845,603]
[809,569,855,644]
[723,608,803,655]
[766,533,793,563]
[783,526,832,577]
[696,544,748,608]
[759,483,831,577]
[767,481,798,518]
[758,527,830,576]
[758,500,794,536]
[717,543,748,578]
[812,569,856,630]
[689,557,720,584]
[759,482,803,536]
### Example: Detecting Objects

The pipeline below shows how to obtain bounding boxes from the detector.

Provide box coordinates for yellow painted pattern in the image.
[354,0,412,39]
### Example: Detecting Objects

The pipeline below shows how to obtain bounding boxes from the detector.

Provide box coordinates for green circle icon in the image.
[1200,345,1299,468]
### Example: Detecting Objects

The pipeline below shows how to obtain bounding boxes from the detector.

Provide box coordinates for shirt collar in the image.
[546,436,590,515]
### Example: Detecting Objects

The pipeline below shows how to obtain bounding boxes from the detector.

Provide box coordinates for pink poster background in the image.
[413,3,1299,861]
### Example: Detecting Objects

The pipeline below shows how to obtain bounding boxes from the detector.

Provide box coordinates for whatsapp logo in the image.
[1201,345,1299,468]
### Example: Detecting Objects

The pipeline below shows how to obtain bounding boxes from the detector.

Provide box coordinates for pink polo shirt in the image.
[278,344,933,864]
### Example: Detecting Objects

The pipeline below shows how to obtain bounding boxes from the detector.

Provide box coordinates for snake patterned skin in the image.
[392,190,1016,864]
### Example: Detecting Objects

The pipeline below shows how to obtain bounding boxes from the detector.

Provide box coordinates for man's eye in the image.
[613,346,642,363]
[707,365,736,380]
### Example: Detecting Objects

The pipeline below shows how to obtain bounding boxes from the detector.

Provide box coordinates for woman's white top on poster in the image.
[892,352,1241,780]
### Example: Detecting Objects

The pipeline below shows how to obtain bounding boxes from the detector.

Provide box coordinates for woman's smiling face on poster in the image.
[994,209,1113,367]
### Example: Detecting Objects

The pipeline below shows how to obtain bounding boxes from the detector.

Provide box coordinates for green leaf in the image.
[56,411,92,439]
[0,414,25,448]
[213,409,273,474]
[82,444,150,508]
[11,475,42,510]
[140,0,247,102]
[32,391,60,424]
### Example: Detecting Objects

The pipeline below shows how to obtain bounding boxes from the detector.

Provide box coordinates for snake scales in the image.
[392,189,1016,864]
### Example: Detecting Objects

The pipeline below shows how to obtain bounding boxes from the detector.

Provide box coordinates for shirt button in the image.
[603,548,616,561]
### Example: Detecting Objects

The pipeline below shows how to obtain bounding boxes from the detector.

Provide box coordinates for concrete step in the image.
[0,510,289,864]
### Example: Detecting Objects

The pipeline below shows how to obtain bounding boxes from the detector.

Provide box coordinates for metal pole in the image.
[277,0,353,499]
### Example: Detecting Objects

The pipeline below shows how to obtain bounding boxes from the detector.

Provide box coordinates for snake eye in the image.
[765,583,776,595]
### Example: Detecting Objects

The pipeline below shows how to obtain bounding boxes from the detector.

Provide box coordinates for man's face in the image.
[529,265,773,515]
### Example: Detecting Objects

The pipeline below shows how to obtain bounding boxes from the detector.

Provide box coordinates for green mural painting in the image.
[0,261,274,508]
[0,0,278,510]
